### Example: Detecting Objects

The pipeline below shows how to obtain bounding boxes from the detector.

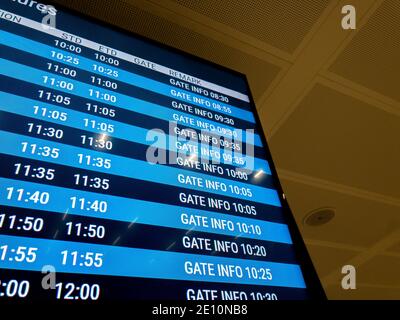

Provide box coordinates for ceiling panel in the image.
[270,83,400,199]
[329,0,400,102]
[307,244,358,278]
[387,242,400,254]
[279,179,400,247]
[173,0,332,54]
[51,0,281,101]
[358,255,400,288]
[325,283,400,300]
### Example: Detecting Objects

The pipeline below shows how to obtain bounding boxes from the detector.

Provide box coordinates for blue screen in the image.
[0,0,313,301]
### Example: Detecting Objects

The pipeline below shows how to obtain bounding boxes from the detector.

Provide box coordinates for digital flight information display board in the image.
[0,1,324,302]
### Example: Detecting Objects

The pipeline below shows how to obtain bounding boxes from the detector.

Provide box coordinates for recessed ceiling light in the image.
[303,207,335,226]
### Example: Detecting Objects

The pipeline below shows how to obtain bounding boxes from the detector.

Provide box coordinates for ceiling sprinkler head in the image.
[304,207,335,226]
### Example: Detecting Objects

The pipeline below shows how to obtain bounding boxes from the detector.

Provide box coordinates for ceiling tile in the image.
[329,0,400,102]
[279,178,400,247]
[358,255,400,288]
[270,83,400,199]
[387,242,400,254]
[307,244,358,278]
[325,283,400,300]
[173,0,331,53]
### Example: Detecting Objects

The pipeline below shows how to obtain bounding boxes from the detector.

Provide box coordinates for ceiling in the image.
[51,0,400,299]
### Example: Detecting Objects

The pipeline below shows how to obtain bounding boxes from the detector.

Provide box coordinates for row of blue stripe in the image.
[0,90,269,172]
[0,234,305,288]
[0,130,280,206]
[0,29,257,124]
[0,177,289,243]
[0,54,264,150]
